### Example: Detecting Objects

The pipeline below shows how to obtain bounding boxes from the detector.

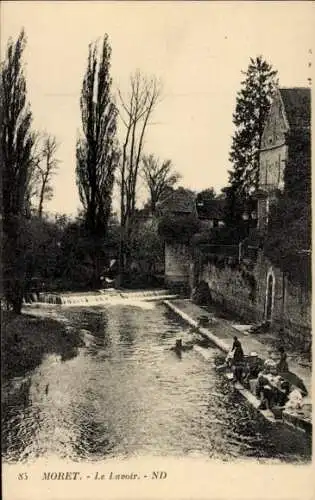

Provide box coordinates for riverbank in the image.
[1,311,84,381]
[163,299,312,433]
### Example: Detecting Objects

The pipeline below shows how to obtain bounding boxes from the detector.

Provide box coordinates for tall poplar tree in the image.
[76,35,119,286]
[225,56,278,227]
[1,29,36,312]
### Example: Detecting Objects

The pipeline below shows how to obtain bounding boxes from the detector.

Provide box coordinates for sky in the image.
[1,1,314,216]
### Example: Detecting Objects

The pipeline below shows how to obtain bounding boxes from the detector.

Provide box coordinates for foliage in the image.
[284,130,311,204]
[264,127,311,288]
[129,220,164,274]
[54,214,120,291]
[23,216,63,291]
[57,219,95,290]
[264,194,311,288]
[1,29,37,312]
[141,154,180,213]
[226,56,278,227]
[76,34,119,286]
[9,211,120,295]
[158,213,200,243]
[196,188,217,201]
[192,225,246,246]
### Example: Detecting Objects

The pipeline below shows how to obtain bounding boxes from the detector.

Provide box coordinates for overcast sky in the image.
[1,1,314,216]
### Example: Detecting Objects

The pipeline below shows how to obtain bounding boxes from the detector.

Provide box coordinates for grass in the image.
[1,310,85,381]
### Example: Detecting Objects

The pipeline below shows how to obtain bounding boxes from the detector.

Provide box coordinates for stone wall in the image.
[196,251,311,343]
[164,242,192,287]
[200,260,260,322]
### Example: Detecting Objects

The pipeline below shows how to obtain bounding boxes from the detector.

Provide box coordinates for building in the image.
[193,87,311,344]
[254,87,311,328]
[256,87,311,231]
[195,195,226,229]
[157,188,197,217]
[157,188,196,289]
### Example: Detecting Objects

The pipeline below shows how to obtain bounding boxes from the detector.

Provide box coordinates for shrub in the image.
[158,214,201,243]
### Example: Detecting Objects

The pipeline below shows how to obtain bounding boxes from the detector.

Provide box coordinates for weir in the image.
[24,289,178,306]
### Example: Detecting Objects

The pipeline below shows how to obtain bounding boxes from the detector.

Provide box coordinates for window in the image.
[266,198,270,226]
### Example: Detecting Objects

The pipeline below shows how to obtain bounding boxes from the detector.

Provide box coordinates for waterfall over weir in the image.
[24,289,178,307]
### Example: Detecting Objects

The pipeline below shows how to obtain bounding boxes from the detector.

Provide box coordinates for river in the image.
[2,301,311,463]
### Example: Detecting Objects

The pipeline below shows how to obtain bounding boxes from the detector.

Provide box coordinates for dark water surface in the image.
[2,303,311,463]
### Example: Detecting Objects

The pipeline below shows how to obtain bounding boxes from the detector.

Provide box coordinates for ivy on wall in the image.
[200,250,257,303]
[264,195,311,289]
[263,130,311,289]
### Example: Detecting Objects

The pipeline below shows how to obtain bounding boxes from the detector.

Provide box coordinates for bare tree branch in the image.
[141,154,181,213]
[117,70,162,273]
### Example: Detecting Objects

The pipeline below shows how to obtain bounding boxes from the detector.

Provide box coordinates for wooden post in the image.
[238,241,242,263]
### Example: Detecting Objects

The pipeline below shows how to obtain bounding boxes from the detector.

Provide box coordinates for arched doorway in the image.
[265,271,275,322]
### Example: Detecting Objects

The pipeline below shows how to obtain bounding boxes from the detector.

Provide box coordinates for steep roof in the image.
[279,88,311,130]
[157,188,196,214]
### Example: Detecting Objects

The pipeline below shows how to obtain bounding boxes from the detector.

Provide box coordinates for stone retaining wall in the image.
[195,251,311,345]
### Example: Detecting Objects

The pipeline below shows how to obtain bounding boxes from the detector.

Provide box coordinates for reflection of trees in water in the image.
[60,346,79,362]
[71,400,118,460]
[70,309,111,349]
[113,308,136,348]
[119,323,135,347]
[71,307,137,351]
[77,419,117,459]
[76,310,108,338]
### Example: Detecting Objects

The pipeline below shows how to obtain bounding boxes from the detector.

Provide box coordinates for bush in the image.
[158,214,201,242]
[192,280,212,306]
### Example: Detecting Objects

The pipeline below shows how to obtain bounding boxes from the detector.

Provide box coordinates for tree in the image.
[1,29,37,312]
[76,34,119,287]
[34,134,59,217]
[130,220,164,276]
[264,128,311,288]
[57,218,95,291]
[23,215,63,294]
[158,213,200,243]
[264,194,311,288]
[226,56,278,227]
[141,154,180,213]
[118,70,162,274]
[197,188,217,200]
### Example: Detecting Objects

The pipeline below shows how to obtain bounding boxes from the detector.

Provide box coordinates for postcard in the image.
[1,2,313,500]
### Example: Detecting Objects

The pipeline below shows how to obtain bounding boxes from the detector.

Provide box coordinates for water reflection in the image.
[2,303,312,463]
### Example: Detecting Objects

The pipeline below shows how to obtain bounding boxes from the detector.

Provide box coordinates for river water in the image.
[2,302,311,463]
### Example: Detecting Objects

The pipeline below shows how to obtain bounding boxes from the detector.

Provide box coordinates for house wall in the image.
[259,145,287,191]
[164,242,192,286]
[257,90,289,231]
